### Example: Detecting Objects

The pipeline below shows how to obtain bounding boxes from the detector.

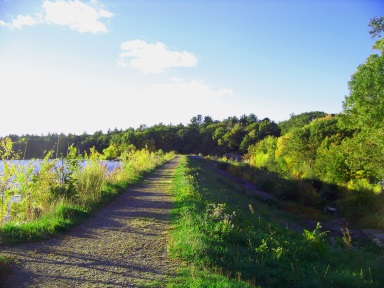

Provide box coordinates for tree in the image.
[203,115,214,126]
[246,113,258,124]
[342,16,384,130]
[337,16,384,184]
[190,114,203,126]
[257,119,281,139]
[239,114,247,125]
[342,53,384,130]
[278,111,327,135]
[248,136,278,171]
[221,124,247,152]
[239,135,251,154]
[369,16,384,39]
[226,116,239,126]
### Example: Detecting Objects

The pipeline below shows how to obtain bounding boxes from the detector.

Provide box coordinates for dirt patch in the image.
[0,156,182,288]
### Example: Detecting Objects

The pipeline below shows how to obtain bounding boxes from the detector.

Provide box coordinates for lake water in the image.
[0,159,121,174]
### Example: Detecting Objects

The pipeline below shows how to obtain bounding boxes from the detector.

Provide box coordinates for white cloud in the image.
[0,0,113,33]
[118,40,198,74]
[42,0,113,34]
[0,14,41,29]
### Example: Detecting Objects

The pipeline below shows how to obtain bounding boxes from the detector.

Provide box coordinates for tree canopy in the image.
[342,16,384,131]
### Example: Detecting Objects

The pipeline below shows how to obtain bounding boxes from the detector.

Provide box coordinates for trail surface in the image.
[0,156,181,288]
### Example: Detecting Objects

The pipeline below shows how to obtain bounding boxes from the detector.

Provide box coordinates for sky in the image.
[0,0,383,136]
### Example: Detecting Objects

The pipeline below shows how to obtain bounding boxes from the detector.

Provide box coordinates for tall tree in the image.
[342,16,384,130]
[339,16,384,182]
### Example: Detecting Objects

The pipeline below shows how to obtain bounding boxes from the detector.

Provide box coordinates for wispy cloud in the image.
[0,0,113,34]
[118,40,197,74]
[0,14,41,29]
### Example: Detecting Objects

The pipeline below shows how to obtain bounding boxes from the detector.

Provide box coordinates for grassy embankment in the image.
[0,148,175,273]
[168,156,384,287]
[213,157,384,229]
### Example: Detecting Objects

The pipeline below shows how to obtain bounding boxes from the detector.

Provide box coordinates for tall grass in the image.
[168,156,384,287]
[0,143,176,246]
[73,148,107,203]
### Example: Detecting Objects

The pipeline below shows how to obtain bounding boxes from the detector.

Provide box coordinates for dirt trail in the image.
[0,156,181,288]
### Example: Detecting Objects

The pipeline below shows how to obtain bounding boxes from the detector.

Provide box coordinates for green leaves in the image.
[369,16,384,40]
[0,138,20,160]
[342,53,384,131]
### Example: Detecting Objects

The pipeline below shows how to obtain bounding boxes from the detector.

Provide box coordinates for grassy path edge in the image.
[166,155,384,288]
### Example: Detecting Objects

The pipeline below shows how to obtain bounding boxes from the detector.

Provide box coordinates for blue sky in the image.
[0,0,382,136]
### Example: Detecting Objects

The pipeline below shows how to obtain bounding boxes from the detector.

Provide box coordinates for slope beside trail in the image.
[0,156,182,288]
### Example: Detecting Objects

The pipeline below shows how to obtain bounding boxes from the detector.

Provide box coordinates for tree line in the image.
[2,113,281,160]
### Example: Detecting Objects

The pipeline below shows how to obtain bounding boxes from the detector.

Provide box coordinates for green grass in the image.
[168,156,384,287]
[0,202,91,245]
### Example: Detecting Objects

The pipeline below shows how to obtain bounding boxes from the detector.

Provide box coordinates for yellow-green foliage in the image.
[29,152,59,212]
[1,138,175,226]
[116,148,171,183]
[0,140,59,223]
[0,163,17,222]
[0,138,20,160]
[295,161,315,180]
[248,136,277,171]
[102,143,120,160]
[346,178,382,194]
[74,149,107,203]
[251,152,269,169]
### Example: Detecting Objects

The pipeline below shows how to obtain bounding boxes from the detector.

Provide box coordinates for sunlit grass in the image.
[168,156,384,287]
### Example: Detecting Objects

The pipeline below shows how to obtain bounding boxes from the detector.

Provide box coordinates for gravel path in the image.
[0,156,181,288]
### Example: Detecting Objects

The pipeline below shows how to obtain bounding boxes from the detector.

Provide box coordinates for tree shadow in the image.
[201,157,384,236]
